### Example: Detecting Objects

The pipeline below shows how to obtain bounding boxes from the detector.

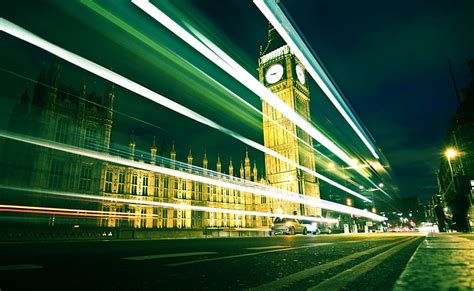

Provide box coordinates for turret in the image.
[187,146,193,165]
[216,154,222,173]
[240,161,244,179]
[203,151,208,169]
[104,82,114,151]
[244,150,251,180]
[150,136,157,165]
[129,131,136,160]
[253,162,258,182]
[170,141,176,161]
[229,158,234,176]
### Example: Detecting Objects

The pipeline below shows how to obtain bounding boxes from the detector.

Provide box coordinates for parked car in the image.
[271,218,308,235]
[300,215,333,234]
[300,219,319,234]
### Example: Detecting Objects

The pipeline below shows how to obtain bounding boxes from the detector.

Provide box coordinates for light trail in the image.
[131,0,362,170]
[253,0,380,160]
[80,0,332,163]
[0,190,340,224]
[0,130,387,221]
[0,204,151,219]
[0,17,371,202]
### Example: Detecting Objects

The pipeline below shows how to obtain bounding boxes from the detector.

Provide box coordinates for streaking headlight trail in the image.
[131,0,363,171]
[0,196,340,224]
[0,130,387,221]
[0,17,371,202]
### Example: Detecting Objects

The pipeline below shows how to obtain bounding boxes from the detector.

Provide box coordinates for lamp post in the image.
[445,148,458,178]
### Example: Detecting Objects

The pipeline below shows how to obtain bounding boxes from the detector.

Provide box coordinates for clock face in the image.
[296,64,305,84]
[265,63,284,84]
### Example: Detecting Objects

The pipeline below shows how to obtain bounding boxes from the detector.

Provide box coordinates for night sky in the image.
[1,0,474,203]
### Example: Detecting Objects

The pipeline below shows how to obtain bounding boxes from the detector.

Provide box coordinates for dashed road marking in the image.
[245,246,289,250]
[123,252,217,261]
[0,264,43,271]
[167,242,334,267]
[304,243,335,247]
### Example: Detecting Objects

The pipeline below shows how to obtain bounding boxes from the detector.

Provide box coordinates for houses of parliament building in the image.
[1,25,321,229]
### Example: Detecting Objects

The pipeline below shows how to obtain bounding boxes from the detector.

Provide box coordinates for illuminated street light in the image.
[378,183,384,188]
[445,148,458,160]
[445,147,458,177]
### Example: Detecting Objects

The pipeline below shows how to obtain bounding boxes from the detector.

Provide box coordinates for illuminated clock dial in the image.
[265,63,284,84]
[296,64,305,84]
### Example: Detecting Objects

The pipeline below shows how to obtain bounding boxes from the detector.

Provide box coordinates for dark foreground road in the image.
[0,233,424,290]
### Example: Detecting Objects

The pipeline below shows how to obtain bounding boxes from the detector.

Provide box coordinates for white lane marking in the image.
[167,243,335,266]
[245,246,289,250]
[304,243,335,247]
[0,264,43,271]
[123,251,217,261]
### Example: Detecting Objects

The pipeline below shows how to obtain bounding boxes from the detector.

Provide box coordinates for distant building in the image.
[1,63,112,217]
[437,59,474,231]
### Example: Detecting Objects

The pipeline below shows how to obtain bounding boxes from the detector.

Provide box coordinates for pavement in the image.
[394,232,474,291]
[0,233,425,290]
[2,232,473,290]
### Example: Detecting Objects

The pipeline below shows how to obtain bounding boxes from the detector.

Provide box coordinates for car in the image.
[300,219,319,234]
[270,218,308,235]
[300,216,333,234]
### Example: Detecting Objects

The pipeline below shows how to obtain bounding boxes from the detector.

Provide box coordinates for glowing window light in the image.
[0,17,371,202]
[253,0,380,160]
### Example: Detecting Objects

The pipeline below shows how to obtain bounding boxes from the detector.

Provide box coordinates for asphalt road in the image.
[0,233,424,290]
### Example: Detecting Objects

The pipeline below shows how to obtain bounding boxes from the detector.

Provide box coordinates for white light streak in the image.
[253,0,380,160]
[131,0,362,170]
[0,188,340,224]
[0,130,386,221]
[0,17,371,202]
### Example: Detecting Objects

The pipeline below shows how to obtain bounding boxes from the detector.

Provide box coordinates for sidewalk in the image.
[394,233,474,290]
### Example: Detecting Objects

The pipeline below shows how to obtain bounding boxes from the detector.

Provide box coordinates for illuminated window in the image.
[154,176,160,197]
[153,208,158,228]
[182,180,186,199]
[142,175,148,196]
[79,166,92,191]
[162,208,168,228]
[131,174,138,195]
[197,183,203,201]
[48,160,63,189]
[118,171,125,194]
[105,170,113,193]
[140,209,146,228]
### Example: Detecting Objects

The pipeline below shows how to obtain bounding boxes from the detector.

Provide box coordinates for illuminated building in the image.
[1,62,112,215]
[2,24,323,229]
[257,24,321,217]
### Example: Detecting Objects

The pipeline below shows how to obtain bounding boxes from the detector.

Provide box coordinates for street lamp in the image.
[445,147,458,177]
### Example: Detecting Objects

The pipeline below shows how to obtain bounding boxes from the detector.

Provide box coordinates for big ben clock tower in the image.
[258,24,321,217]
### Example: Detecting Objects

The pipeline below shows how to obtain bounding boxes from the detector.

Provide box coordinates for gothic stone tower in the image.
[258,24,320,216]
